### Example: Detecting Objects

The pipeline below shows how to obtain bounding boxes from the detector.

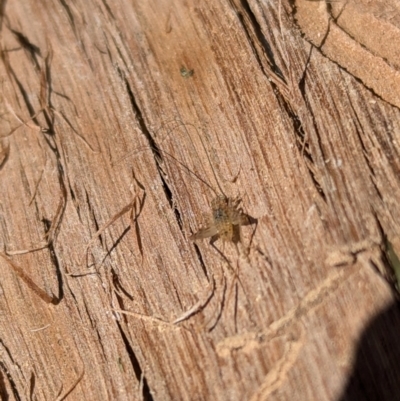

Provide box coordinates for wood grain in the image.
[0,0,400,400]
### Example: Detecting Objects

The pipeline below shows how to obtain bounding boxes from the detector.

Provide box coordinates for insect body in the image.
[190,195,248,244]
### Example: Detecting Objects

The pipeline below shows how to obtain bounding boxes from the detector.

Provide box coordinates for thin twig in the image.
[173,275,215,324]
[0,252,56,304]
[81,196,139,267]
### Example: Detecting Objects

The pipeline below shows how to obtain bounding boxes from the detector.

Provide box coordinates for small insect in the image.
[190,195,249,244]
[180,66,194,78]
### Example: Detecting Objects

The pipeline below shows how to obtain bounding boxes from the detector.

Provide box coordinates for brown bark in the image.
[1,0,400,400]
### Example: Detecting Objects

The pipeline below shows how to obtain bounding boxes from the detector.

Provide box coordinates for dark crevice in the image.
[65,280,79,306]
[372,212,400,300]
[41,148,67,305]
[100,0,115,20]
[2,64,37,118]
[316,17,331,50]
[94,327,107,359]
[119,71,187,233]
[0,0,7,32]
[41,218,63,304]
[111,268,134,301]
[0,141,10,170]
[41,57,56,130]
[329,1,346,22]
[85,190,103,247]
[306,163,326,200]
[29,371,35,401]
[113,281,126,312]
[82,297,97,330]
[116,323,153,401]
[98,225,131,267]
[69,185,82,222]
[295,51,315,163]
[69,185,76,202]
[0,341,21,401]
[0,368,9,401]
[159,173,183,230]
[296,58,329,202]
[193,242,209,280]
[58,0,75,30]
[298,45,313,102]
[272,77,327,201]
[0,362,19,401]
[8,28,41,70]
[278,90,312,160]
[229,0,285,82]
[17,158,33,198]
[171,279,184,309]
[291,0,332,51]
[121,73,161,161]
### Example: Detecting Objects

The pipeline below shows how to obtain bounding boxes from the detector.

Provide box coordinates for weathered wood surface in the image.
[1,0,400,400]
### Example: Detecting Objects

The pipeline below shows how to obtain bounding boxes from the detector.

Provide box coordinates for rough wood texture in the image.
[1,1,400,400]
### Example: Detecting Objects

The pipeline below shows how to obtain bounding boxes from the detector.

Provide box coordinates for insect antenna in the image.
[155,119,229,198]
[113,119,220,198]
